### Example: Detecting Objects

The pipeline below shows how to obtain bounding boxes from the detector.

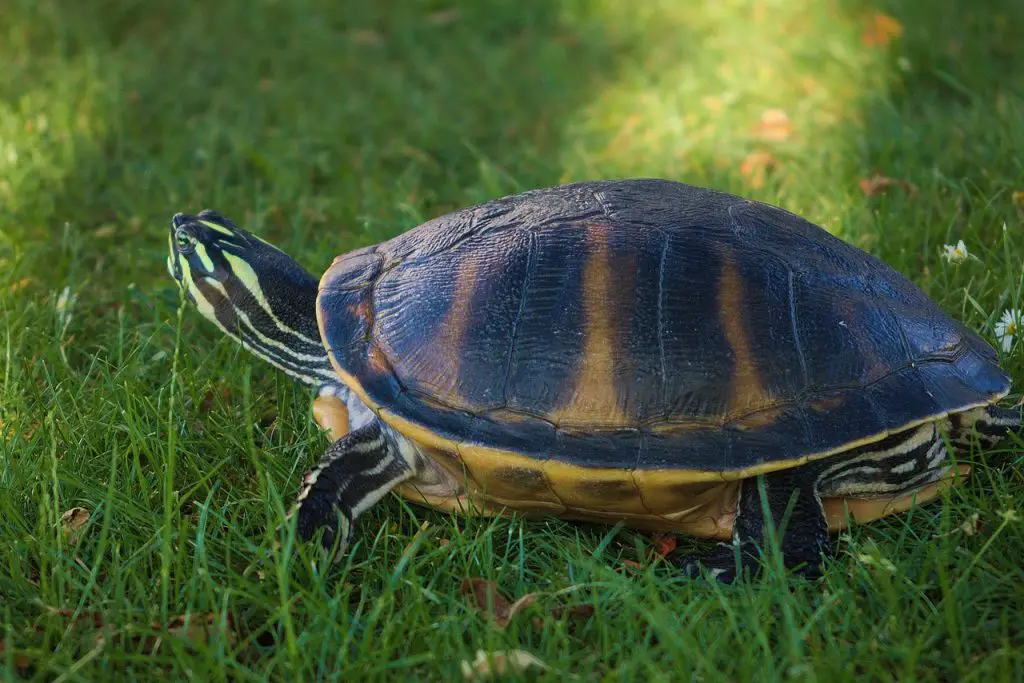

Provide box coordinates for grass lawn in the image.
[2,0,1023,679]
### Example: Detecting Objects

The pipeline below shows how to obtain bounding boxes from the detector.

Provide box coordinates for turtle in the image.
[166,178,1020,581]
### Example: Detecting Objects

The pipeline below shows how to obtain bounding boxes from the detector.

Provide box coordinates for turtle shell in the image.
[317,179,1009,487]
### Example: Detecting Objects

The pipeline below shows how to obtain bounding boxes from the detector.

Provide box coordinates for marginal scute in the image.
[317,281,373,354]
[320,246,382,291]
[489,466,549,494]
[572,477,641,504]
[455,441,561,507]
[376,407,452,454]
[545,462,647,514]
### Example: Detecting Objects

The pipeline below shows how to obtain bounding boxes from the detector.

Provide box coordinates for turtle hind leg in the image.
[677,468,830,583]
[291,420,417,556]
[949,404,1022,451]
[679,423,948,581]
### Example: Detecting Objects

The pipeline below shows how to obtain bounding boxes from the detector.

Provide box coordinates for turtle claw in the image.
[677,542,827,582]
[295,503,352,562]
[676,542,760,583]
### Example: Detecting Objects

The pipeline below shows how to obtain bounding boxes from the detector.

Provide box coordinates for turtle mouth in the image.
[167,212,197,285]
[171,212,190,230]
[167,222,184,284]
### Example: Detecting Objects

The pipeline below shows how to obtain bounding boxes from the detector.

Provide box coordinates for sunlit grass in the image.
[1,0,1022,680]
[561,1,877,200]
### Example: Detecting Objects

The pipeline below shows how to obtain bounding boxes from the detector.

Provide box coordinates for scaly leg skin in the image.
[678,467,831,583]
[949,404,1022,452]
[292,420,417,557]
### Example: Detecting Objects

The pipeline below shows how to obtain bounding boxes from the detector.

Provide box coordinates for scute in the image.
[317,179,1010,474]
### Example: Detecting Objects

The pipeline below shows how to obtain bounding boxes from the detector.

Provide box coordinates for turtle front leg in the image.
[292,420,418,555]
[678,468,831,582]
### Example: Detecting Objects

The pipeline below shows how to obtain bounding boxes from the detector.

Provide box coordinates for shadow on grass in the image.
[4,0,662,287]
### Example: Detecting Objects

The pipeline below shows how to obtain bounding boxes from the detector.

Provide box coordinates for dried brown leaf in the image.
[61,507,90,546]
[0,640,32,671]
[427,9,460,25]
[9,277,33,294]
[740,151,777,189]
[551,604,596,621]
[861,12,903,47]
[162,611,237,647]
[461,579,512,627]
[935,512,983,538]
[859,172,918,198]
[960,513,982,536]
[460,650,549,680]
[505,593,541,624]
[651,532,678,557]
[200,387,232,412]
[1012,191,1024,206]
[751,109,793,141]
[41,606,237,653]
[61,507,90,531]
[348,28,384,46]
[460,578,542,629]
[570,603,596,619]
[532,603,596,632]
[461,577,598,633]
[43,607,110,648]
[44,606,106,631]
[701,95,723,113]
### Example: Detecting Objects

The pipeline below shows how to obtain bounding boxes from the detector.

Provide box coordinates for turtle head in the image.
[167,210,337,387]
[168,210,243,288]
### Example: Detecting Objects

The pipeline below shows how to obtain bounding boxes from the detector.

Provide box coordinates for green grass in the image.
[1,0,1023,679]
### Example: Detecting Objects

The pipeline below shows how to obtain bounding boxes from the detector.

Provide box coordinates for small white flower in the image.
[998,508,1020,523]
[994,309,1021,352]
[55,286,73,314]
[941,240,969,265]
[55,285,77,336]
[856,553,896,573]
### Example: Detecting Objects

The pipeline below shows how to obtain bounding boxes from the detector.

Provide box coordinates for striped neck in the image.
[167,210,337,387]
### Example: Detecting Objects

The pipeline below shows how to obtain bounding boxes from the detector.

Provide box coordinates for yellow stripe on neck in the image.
[222,252,323,348]
[199,220,236,237]
[193,242,216,273]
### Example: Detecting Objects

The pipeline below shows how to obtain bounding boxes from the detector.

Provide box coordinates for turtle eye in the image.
[175,228,194,252]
